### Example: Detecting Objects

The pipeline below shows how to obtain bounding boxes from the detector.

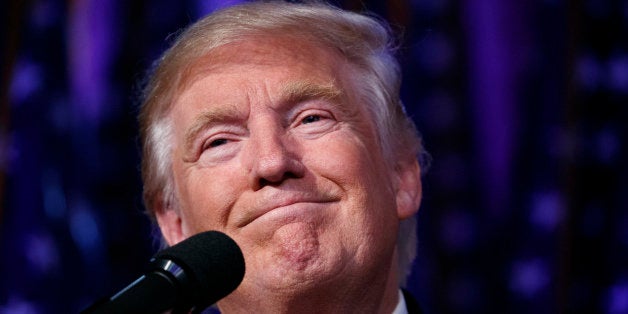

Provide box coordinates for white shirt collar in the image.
[391,289,408,314]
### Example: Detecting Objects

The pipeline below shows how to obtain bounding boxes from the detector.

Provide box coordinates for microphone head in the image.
[151,230,245,309]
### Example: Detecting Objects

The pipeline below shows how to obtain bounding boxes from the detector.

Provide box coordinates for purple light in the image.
[606,282,628,314]
[2,132,20,176]
[577,54,603,91]
[24,233,60,274]
[69,202,103,260]
[529,190,565,232]
[68,0,117,125]
[595,128,620,164]
[0,296,40,314]
[9,59,43,106]
[42,169,67,220]
[463,0,521,216]
[608,54,628,93]
[30,0,61,30]
[509,258,550,298]
[195,0,246,17]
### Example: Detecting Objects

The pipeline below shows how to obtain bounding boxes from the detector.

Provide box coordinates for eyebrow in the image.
[279,80,356,120]
[183,105,242,156]
[280,81,344,105]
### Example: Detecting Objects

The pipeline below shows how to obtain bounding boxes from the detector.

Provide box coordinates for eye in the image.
[290,109,336,135]
[301,114,322,124]
[205,138,228,149]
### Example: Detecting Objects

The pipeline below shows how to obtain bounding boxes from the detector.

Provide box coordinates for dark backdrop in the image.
[1,0,627,313]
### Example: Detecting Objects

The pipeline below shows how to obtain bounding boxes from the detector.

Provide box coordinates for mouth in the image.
[235,192,339,228]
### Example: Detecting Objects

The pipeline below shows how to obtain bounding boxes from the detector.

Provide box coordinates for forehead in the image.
[177,35,355,98]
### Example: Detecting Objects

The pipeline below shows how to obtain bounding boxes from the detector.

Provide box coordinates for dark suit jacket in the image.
[402,289,424,314]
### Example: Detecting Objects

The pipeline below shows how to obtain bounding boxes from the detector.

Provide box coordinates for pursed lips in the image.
[234,191,339,228]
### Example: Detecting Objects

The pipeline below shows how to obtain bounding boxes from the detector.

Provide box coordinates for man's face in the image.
[158,36,418,299]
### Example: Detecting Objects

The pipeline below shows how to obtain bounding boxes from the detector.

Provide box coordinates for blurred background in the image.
[1,0,627,313]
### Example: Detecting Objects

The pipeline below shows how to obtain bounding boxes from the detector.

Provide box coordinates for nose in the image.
[244,123,305,190]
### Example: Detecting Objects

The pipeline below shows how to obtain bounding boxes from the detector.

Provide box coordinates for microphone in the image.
[82,230,245,314]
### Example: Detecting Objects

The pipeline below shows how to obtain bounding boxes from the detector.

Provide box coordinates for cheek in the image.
[315,131,391,188]
[307,131,396,212]
[174,163,244,233]
[309,134,399,257]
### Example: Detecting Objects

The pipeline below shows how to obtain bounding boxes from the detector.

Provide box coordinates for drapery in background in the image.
[1,0,626,313]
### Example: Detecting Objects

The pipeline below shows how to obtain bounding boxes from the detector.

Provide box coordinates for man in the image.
[138,1,427,313]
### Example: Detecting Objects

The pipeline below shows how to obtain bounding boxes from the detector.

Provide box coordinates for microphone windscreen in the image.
[152,231,245,308]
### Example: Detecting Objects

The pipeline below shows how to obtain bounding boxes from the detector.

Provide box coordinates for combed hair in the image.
[138,0,428,285]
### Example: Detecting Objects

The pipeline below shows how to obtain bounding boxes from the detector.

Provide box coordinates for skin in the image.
[155,36,422,313]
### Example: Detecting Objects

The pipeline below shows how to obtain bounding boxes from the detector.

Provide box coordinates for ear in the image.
[395,157,422,220]
[154,195,185,246]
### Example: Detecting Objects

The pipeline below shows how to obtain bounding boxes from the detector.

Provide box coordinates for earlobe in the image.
[154,196,185,246]
[395,158,422,220]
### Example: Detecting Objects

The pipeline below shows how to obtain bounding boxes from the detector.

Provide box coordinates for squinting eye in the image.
[207,138,228,148]
[301,115,321,124]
